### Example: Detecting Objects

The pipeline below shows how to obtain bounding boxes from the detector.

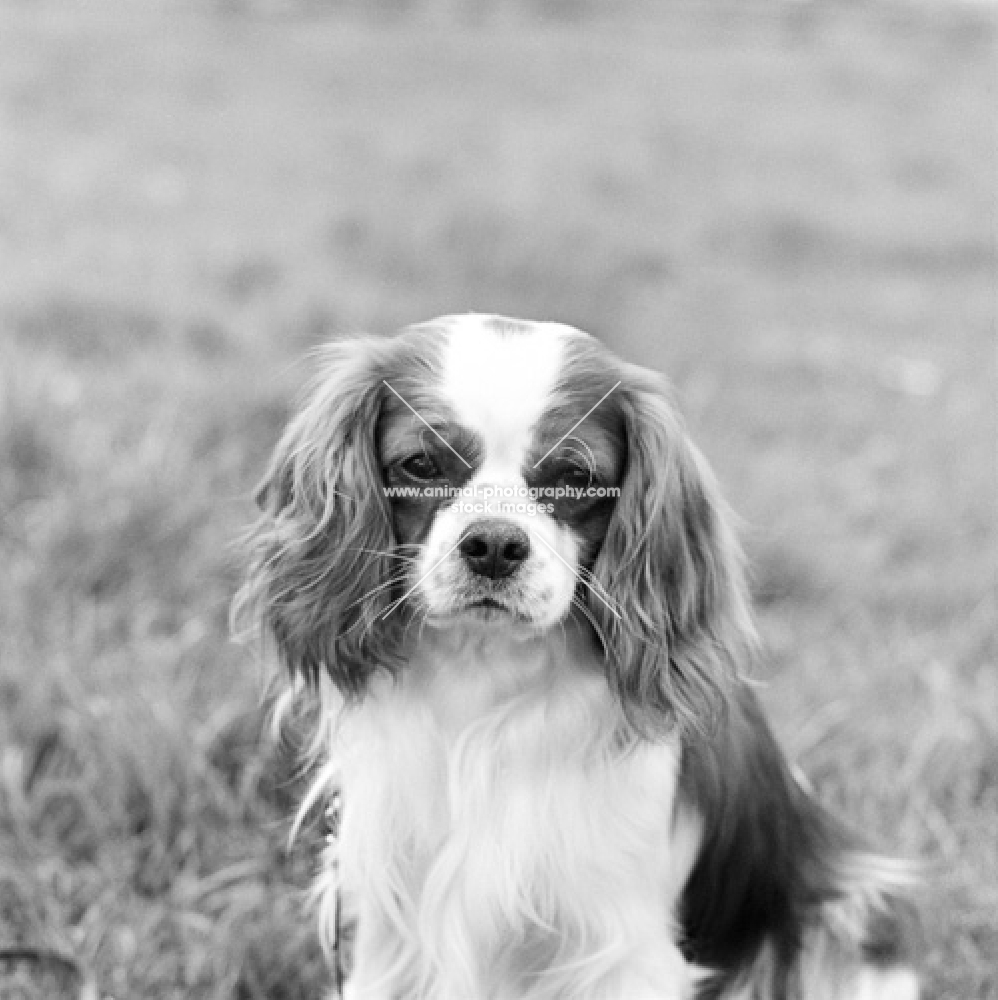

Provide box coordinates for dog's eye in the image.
[401,453,442,480]
[557,466,593,491]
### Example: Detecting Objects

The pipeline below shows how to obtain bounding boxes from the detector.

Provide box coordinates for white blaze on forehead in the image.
[439,316,572,466]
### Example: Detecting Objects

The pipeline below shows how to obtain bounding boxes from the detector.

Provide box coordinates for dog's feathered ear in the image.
[235,338,404,697]
[590,364,755,734]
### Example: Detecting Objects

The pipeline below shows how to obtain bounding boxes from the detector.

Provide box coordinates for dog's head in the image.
[238,315,753,730]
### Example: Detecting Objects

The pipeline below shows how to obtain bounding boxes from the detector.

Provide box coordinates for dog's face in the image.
[241,315,752,728]
[379,318,625,630]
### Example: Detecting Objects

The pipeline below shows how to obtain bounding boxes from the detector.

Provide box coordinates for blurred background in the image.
[0,1,994,997]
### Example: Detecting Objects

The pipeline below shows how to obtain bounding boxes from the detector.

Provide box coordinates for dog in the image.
[237,314,920,1000]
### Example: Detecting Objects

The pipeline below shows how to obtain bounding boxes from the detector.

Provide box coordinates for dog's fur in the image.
[237,315,920,1000]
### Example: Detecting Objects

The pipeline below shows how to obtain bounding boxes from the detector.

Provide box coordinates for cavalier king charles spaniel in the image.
[238,314,920,1000]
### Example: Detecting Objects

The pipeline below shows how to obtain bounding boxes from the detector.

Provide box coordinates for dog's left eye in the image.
[556,466,593,490]
[401,453,442,480]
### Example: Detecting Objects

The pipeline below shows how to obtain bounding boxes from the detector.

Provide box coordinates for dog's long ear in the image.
[235,338,403,697]
[589,364,755,734]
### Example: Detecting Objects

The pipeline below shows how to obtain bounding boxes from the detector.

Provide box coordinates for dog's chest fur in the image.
[326,626,692,998]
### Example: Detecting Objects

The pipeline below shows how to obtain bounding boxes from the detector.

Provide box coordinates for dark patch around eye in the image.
[525,373,627,569]
[524,457,620,569]
[379,416,481,550]
[568,496,618,569]
[369,327,485,551]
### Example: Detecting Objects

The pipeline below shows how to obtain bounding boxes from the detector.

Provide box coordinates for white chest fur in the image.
[322,625,695,1000]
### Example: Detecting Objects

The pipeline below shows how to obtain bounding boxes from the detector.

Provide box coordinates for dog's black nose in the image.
[459,520,530,579]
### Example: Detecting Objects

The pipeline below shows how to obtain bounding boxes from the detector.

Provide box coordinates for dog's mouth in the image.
[464,597,513,620]
[467,597,509,610]
[455,595,533,623]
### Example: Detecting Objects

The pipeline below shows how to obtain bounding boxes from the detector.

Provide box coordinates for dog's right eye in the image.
[555,465,593,491]
[401,453,442,480]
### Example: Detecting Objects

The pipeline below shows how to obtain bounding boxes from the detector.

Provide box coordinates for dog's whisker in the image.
[572,565,623,620]
[343,574,410,612]
[344,547,421,564]
[571,595,610,650]
[412,607,432,647]
[562,436,598,481]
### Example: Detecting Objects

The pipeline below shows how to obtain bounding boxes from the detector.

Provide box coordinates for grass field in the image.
[0,1,994,997]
